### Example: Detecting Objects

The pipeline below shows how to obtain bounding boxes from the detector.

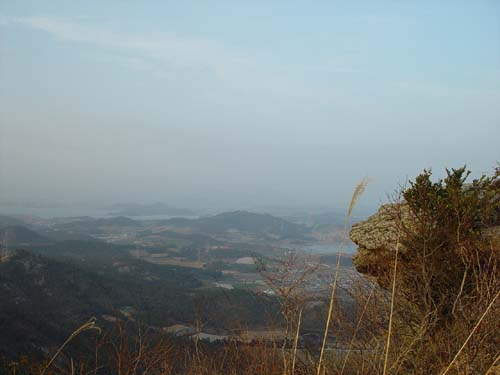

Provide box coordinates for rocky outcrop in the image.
[349,204,403,286]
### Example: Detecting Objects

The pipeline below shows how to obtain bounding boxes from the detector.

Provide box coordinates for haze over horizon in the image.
[1,1,499,213]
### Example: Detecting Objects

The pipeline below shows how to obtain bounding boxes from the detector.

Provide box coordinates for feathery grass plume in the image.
[347,178,369,219]
[316,177,369,375]
[41,317,101,375]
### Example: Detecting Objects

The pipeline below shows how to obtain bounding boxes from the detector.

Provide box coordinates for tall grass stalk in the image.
[316,178,369,375]
[382,233,400,375]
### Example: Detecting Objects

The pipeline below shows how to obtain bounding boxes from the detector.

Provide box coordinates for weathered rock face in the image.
[349,204,402,286]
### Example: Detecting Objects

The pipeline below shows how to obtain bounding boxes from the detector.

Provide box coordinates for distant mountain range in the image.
[0,210,311,241]
[110,202,195,217]
[0,209,349,243]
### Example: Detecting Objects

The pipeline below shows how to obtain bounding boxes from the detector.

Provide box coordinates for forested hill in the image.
[0,225,50,247]
[163,210,310,238]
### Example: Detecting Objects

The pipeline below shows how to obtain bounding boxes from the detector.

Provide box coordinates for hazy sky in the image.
[1,1,499,212]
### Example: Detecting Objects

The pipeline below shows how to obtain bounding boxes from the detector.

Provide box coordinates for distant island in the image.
[109,202,195,217]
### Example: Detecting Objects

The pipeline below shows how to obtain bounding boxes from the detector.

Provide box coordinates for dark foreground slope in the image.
[0,248,278,359]
[0,250,133,357]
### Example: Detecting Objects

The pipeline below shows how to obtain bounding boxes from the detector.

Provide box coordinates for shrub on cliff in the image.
[387,166,500,373]
[399,167,500,319]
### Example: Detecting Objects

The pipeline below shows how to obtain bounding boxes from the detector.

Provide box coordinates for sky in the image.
[1,1,499,213]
